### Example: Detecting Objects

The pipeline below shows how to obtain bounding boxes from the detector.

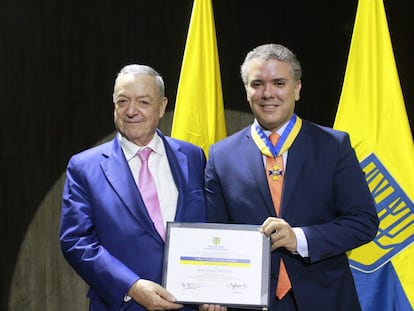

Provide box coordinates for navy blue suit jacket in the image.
[205,120,379,311]
[60,131,206,311]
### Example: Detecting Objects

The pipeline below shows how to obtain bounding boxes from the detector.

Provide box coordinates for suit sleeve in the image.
[302,132,379,263]
[60,156,139,307]
[205,144,231,223]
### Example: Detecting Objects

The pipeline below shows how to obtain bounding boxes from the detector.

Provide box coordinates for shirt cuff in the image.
[292,227,309,257]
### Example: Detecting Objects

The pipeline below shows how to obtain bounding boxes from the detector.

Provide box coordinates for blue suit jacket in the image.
[60,131,206,311]
[205,120,379,311]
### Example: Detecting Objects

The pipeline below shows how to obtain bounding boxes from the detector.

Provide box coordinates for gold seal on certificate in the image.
[162,222,270,309]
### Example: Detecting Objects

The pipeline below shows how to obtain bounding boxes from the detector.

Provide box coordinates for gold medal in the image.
[268,160,283,181]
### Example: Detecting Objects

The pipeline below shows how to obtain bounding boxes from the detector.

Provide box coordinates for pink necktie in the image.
[266,133,292,299]
[137,149,165,240]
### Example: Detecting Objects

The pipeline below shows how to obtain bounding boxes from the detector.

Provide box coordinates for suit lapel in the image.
[162,134,188,222]
[244,128,277,217]
[100,137,161,241]
[281,124,311,216]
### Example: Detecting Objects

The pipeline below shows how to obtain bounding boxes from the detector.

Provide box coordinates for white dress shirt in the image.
[119,133,178,227]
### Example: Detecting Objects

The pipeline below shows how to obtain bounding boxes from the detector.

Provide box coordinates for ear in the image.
[294,80,302,101]
[159,97,168,118]
[245,83,252,102]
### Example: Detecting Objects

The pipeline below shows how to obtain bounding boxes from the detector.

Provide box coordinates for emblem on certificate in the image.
[268,162,283,181]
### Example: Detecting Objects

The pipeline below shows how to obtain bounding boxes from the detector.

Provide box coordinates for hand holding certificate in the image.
[162,223,270,310]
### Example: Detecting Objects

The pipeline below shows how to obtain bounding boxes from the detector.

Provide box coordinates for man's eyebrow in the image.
[115,93,153,99]
[250,78,263,83]
[136,94,154,100]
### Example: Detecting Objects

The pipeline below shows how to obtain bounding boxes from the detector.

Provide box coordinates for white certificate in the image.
[162,222,270,309]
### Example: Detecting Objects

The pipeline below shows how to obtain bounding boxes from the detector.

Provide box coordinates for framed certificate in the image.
[162,222,270,310]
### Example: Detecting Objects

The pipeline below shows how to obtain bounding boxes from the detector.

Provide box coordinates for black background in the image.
[1,1,413,309]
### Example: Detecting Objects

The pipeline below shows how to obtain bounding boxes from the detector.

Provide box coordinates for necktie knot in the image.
[137,148,152,162]
[269,133,280,146]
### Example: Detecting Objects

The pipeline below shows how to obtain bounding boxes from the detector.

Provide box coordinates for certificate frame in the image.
[162,222,270,310]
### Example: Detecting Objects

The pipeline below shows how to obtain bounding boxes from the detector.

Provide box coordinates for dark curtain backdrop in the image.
[1,0,413,309]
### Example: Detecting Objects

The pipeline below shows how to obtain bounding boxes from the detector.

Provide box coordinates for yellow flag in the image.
[334,0,414,308]
[171,0,227,156]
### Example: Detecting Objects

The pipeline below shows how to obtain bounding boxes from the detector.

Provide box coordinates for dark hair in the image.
[240,43,302,85]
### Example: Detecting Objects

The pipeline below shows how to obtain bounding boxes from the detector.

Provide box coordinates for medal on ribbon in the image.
[268,162,283,181]
[251,114,302,180]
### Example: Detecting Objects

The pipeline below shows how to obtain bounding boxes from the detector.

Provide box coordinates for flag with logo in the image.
[334,0,414,309]
[171,0,227,156]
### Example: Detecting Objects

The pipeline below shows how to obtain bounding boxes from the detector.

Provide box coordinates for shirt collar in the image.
[252,119,289,137]
[118,132,165,161]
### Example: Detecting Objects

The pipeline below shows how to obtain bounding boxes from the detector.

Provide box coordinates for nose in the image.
[263,83,274,99]
[127,101,139,113]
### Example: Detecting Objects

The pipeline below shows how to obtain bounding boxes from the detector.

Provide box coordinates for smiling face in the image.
[113,73,167,146]
[245,58,301,132]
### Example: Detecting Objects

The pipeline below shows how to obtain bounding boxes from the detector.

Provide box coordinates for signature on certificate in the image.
[227,281,248,293]
[181,282,202,290]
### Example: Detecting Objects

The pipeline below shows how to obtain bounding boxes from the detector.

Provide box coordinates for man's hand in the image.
[261,217,297,252]
[128,279,183,310]
[199,304,227,311]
